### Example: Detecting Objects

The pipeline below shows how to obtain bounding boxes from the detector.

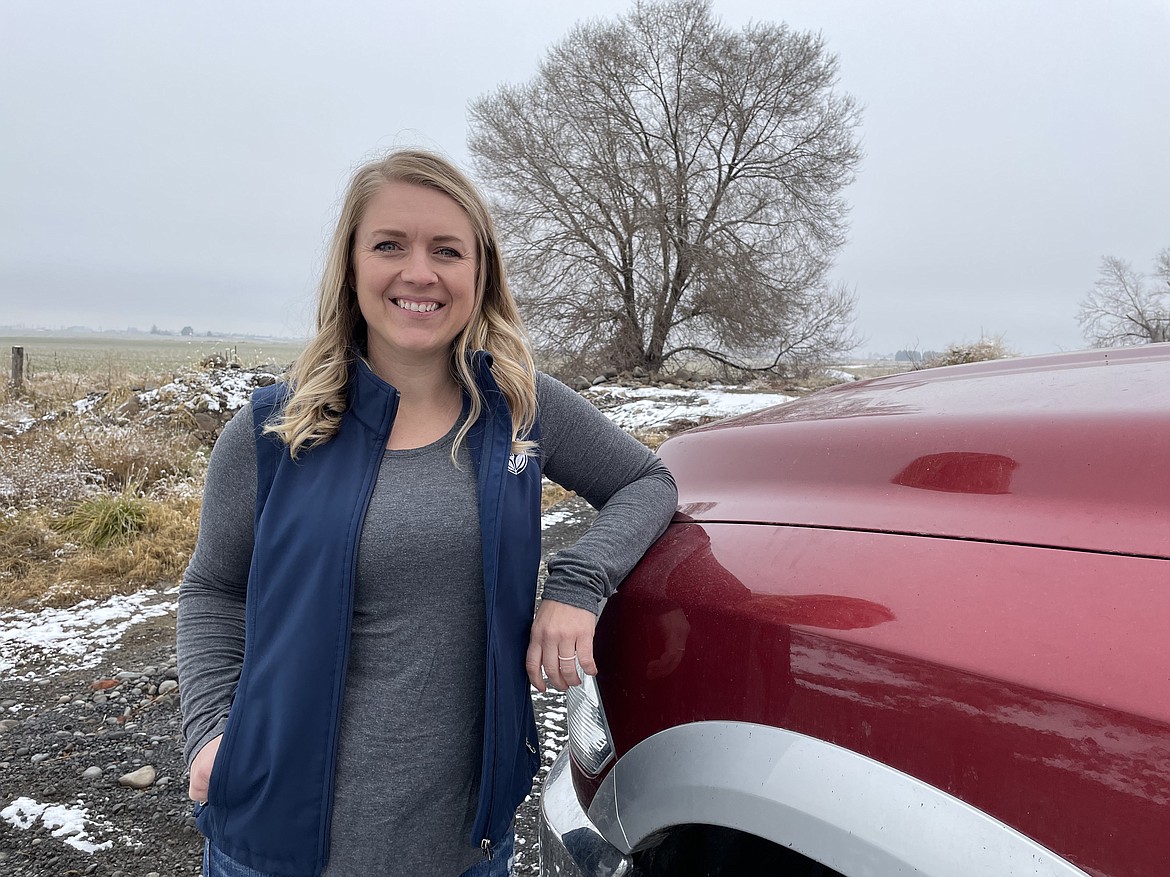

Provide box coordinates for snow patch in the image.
[581,385,795,432]
[0,589,176,679]
[1,797,115,853]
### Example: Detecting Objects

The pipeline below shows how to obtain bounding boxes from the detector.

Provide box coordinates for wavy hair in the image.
[266,149,537,461]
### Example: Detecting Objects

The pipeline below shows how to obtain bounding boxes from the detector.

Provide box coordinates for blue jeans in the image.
[202,830,515,876]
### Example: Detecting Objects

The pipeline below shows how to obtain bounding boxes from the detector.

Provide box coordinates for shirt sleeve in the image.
[535,373,678,614]
[176,403,256,768]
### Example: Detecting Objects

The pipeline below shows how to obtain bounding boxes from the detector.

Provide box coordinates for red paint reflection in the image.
[892,452,1018,495]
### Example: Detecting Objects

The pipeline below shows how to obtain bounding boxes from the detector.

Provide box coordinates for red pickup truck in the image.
[539,345,1170,877]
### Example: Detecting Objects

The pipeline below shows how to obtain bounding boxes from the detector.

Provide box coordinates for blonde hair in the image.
[267,150,537,460]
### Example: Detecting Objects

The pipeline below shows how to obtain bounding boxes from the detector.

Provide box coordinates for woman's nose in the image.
[400,249,437,285]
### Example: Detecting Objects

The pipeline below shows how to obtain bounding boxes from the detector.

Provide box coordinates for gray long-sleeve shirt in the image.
[176,372,676,876]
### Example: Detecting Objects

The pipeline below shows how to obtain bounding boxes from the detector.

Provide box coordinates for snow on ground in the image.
[0,587,178,682]
[1,797,118,853]
[581,384,795,432]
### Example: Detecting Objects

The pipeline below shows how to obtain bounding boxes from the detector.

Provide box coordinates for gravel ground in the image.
[0,499,595,877]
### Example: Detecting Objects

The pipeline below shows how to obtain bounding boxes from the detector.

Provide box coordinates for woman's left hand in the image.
[526,599,598,692]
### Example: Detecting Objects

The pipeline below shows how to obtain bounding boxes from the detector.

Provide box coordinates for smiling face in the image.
[351,181,479,378]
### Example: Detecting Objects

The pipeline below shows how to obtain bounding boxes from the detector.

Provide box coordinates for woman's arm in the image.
[176,405,257,783]
[527,374,677,690]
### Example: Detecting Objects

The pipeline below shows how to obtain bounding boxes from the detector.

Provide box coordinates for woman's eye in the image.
[436,247,461,258]
[373,240,402,252]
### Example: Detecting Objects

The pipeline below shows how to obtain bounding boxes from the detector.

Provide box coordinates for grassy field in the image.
[2,332,305,391]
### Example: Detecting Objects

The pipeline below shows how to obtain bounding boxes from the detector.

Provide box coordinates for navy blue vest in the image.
[196,353,543,875]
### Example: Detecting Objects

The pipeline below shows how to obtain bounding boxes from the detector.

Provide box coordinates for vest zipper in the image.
[481,838,494,860]
[318,387,398,870]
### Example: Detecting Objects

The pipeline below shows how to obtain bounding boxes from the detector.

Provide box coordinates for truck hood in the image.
[659,344,1170,558]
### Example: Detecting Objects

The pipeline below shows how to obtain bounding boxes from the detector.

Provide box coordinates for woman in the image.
[176,150,677,877]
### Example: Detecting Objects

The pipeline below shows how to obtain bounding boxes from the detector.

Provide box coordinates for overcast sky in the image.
[2,0,1167,356]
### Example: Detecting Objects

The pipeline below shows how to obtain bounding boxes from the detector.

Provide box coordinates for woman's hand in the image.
[526,599,598,692]
[188,734,222,803]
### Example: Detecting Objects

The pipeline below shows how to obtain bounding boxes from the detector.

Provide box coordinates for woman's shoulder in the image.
[535,371,586,413]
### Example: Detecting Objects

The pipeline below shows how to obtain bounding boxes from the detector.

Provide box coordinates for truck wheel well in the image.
[632,824,844,877]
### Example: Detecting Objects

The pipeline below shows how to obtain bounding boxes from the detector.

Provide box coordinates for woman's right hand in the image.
[188,734,222,803]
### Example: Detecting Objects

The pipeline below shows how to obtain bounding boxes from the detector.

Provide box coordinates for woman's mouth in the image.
[393,299,442,313]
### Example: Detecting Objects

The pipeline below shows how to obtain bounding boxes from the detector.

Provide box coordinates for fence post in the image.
[10,346,24,390]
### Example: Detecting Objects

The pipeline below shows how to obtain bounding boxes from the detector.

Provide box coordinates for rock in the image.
[572,376,592,392]
[31,752,50,764]
[591,375,608,386]
[115,397,141,417]
[82,765,103,779]
[633,366,648,379]
[91,678,120,690]
[116,671,139,681]
[118,764,157,789]
[158,680,179,696]
[193,412,219,432]
[603,367,619,379]
[0,719,19,733]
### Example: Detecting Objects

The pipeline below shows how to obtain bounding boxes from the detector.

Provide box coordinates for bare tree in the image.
[1077,249,1170,347]
[469,0,862,375]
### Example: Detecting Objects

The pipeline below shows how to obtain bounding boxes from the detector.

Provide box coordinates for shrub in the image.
[923,338,1012,368]
[59,493,149,549]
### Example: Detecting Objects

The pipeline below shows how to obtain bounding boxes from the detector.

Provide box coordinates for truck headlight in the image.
[566,670,614,776]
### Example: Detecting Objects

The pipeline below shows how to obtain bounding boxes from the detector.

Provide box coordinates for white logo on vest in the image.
[507,453,528,475]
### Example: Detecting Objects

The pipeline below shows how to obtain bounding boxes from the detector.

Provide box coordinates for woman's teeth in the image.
[394,299,440,313]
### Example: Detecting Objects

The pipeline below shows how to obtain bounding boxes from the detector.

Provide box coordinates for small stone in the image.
[118,764,157,789]
[142,666,158,676]
[115,397,140,417]
[193,412,218,431]
[91,678,120,690]
[31,752,50,764]
[0,699,16,709]
[57,695,72,704]
[81,766,103,779]
[116,671,138,681]
[0,719,19,733]
[158,680,179,696]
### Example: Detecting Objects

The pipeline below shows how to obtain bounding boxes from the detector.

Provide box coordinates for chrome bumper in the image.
[538,750,633,877]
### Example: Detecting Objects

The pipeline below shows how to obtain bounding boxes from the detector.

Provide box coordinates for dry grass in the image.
[541,481,574,510]
[922,337,1013,368]
[59,492,149,549]
[0,497,200,608]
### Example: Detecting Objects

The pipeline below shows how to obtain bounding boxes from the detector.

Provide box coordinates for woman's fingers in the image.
[188,733,223,802]
[525,640,547,692]
[528,599,598,691]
